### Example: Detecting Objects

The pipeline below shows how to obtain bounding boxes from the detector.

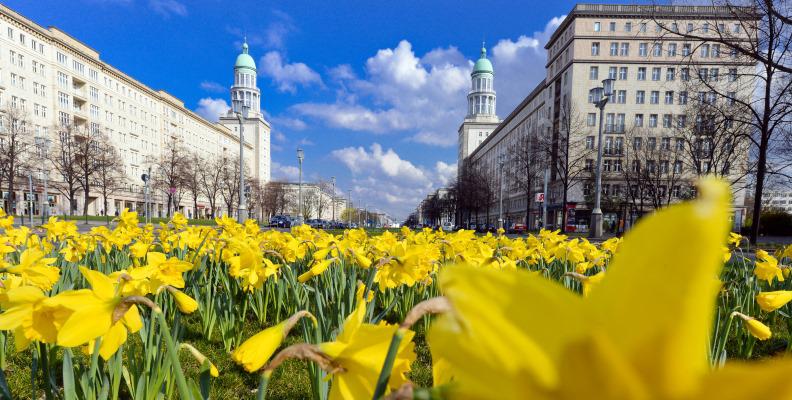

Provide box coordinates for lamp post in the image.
[347,190,352,227]
[36,137,51,223]
[497,153,506,230]
[297,148,304,223]
[331,176,336,222]
[589,78,615,239]
[232,99,250,223]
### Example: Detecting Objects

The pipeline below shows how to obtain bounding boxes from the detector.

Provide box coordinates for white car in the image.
[441,222,454,231]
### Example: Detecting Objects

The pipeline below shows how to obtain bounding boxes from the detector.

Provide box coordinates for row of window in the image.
[6,26,45,54]
[588,89,737,107]
[584,182,691,199]
[591,41,734,59]
[590,65,738,83]
[586,112,735,131]
[593,20,742,35]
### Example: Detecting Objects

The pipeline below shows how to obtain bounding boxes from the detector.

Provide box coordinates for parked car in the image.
[509,223,527,234]
[269,215,291,228]
[441,221,454,231]
[307,219,324,228]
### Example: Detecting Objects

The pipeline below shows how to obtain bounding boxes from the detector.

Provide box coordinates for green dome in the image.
[472,46,493,75]
[235,41,256,71]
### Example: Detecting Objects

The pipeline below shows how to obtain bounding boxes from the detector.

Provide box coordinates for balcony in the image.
[72,87,87,101]
[605,124,625,134]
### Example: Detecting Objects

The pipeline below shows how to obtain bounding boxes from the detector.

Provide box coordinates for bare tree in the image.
[92,133,126,222]
[302,189,318,220]
[652,1,792,244]
[315,180,333,220]
[540,101,592,231]
[0,106,32,214]
[220,157,250,217]
[507,133,545,227]
[262,181,288,218]
[154,137,189,217]
[199,155,224,218]
[50,124,82,216]
[182,152,205,219]
[246,178,266,221]
[75,126,105,218]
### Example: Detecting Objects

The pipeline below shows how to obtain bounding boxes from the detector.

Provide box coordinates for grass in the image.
[4,310,434,399]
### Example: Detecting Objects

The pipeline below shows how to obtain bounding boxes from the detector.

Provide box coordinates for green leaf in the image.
[63,350,78,400]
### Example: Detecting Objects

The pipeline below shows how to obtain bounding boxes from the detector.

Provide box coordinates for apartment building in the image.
[464,4,755,231]
[0,4,271,218]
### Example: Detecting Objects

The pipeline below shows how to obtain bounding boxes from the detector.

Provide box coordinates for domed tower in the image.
[467,46,497,118]
[458,44,500,174]
[219,40,272,191]
[230,40,261,115]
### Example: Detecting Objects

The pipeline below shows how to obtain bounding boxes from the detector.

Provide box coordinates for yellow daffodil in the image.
[5,248,60,290]
[754,250,784,284]
[232,311,315,373]
[755,291,792,312]
[428,178,792,399]
[732,312,772,340]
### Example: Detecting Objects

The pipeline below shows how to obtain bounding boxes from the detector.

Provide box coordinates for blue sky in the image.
[7,0,610,219]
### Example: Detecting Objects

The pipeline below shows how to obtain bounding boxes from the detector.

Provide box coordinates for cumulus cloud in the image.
[286,17,564,147]
[195,97,229,122]
[271,116,308,131]
[259,51,323,93]
[200,81,226,93]
[271,161,299,181]
[148,0,186,17]
[331,143,455,217]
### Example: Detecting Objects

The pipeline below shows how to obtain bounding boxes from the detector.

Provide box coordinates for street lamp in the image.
[497,153,506,230]
[232,98,250,223]
[331,176,336,222]
[297,148,304,224]
[589,78,615,239]
[347,190,352,227]
[36,137,51,223]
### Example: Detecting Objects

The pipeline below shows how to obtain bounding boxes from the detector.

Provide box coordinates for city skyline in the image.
[2,0,597,219]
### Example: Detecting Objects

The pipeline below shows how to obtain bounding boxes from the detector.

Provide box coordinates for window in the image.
[625,22,632,32]
[591,42,600,56]
[637,67,646,80]
[57,52,67,65]
[635,114,644,127]
[728,68,738,82]
[681,68,690,81]
[636,90,645,104]
[603,160,612,172]
[639,43,648,57]
[6,27,11,39]
[586,136,595,149]
[609,22,616,32]
[632,160,641,173]
[679,91,688,105]
[594,22,601,32]
[57,71,68,88]
[652,67,661,81]
[682,43,691,56]
[712,44,721,57]
[58,91,69,109]
[648,137,657,150]
[652,42,662,57]
[663,114,672,128]
[89,69,98,81]
[660,161,670,174]
[649,114,658,128]
[668,43,677,56]
[674,162,683,175]
[666,68,676,81]
[587,113,596,127]
[589,66,599,80]
[665,91,674,105]
[710,68,719,82]
[610,42,618,56]
[90,86,99,102]
[618,67,628,80]
[608,66,617,80]
[620,42,629,56]
[72,60,84,75]
[585,159,594,173]
[727,91,737,105]
[616,90,626,104]
[687,23,694,33]
[700,44,710,58]
[676,138,685,150]
[640,23,647,32]
[703,23,709,33]
[633,137,643,150]
[699,68,709,81]
[671,23,678,32]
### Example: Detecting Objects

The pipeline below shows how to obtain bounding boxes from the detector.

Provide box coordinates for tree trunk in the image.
[750,132,769,245]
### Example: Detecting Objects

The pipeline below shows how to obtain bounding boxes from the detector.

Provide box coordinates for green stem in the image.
[154,309,192,400]
[372,328,405,400]
[256,371,271,400]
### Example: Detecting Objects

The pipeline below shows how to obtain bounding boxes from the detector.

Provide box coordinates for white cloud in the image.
[200,81,226,93]
[288,17,564,147]
[331,143,454,217]
[490,16,565,111]
[259,51,323,93]
[271,116,308,131]
[148,0,186,17]
[273,131,287,142]
[264,10,295,49]
[271,161,299,181]
[195,97,229,122]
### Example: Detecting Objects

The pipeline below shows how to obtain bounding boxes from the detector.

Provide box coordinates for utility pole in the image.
[589,78,615,239]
